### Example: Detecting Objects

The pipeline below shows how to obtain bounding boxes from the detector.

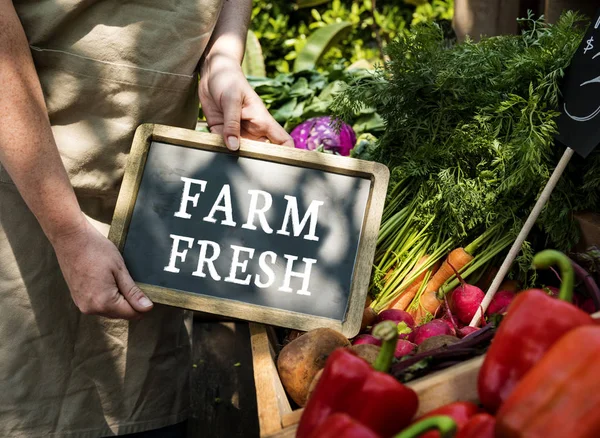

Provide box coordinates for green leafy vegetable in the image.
[333,12,598,292]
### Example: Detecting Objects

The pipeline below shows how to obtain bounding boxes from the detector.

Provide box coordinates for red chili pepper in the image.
[307,413,381,438]
[496,325,600,437]
[478,250,594,413]
[297,321,419,438]
[414,401,481,438]
[455,413,495,438]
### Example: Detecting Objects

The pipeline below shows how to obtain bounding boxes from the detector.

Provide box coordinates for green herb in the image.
[333,12,598,300]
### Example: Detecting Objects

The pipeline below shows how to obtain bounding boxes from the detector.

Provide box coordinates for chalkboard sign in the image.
[108,124,389,336]
[557,8,600,157]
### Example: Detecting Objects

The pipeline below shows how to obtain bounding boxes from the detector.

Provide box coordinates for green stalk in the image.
[406,268,434,314]
[372,320,398,372]
[377,209,417,270]
[379,228,422,275]
[377,205,411,248]
[532,249,575,303]
[464,223,503,255]
[392,416,457,438]
[373,239,430,309]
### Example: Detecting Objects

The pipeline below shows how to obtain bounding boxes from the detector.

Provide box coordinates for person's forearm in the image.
[203,0,252,64]
[0,2,85,244]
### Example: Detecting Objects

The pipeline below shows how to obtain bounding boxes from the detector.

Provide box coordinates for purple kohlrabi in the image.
[290,116,356,156]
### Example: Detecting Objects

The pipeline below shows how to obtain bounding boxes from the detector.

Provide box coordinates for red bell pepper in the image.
[394,416,457,438]
[478,250,594,413]
[414,401,481,438]
[297,321,419,438]
[308,413,380,438]
[456,413,495,438]
[496,325,600,438]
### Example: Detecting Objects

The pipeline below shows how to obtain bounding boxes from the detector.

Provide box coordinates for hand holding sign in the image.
[109,125,389,337]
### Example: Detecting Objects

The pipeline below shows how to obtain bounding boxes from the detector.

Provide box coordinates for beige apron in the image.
[0,1,223,436]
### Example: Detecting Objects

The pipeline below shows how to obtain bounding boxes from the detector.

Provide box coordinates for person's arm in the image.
[199,0,293,150]
[0,0,152,319]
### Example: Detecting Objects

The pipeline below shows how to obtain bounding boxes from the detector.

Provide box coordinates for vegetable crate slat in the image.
[249,323,483,437]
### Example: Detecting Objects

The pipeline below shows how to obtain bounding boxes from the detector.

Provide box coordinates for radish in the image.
[413,319,453,345]
[395,339,416,359]
[485,290,515,316]
[374,309,416,341]
[446,260,485,324]
[352,334,381,346]
[376,309,416,328]
[440,316,457,335]
[457,326,480,338]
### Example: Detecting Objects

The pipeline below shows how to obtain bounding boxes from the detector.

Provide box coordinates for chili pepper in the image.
[478,249,594,413]
[496,325,600,438]
[308,413,380,438]
[297,321,419,438]
[456,413,495,438]
[414,401,481,438]
[393,415,457,438]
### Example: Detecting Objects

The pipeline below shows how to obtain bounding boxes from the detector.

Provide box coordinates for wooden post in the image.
[453,0,521,41]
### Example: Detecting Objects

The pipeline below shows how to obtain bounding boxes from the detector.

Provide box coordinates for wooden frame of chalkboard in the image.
[108,124,389,337]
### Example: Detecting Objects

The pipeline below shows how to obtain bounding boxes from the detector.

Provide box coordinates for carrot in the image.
[411,247,475,324]
[388,257,440,311]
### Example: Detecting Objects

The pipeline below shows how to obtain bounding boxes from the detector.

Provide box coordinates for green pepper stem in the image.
[533,249,575,303]
[392,415,457,438]
[372,320,398,373]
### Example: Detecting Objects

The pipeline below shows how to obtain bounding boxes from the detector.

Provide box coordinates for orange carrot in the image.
[411,247,475,324]
[388,257,440,311]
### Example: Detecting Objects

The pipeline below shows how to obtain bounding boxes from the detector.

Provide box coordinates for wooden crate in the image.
[249,323,483,438]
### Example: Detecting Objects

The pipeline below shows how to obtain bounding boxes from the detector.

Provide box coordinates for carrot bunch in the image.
[369,179,514,325]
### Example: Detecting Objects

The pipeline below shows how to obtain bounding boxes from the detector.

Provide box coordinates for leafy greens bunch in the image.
[333,12,600,308]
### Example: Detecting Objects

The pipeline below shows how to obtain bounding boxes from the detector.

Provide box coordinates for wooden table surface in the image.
[188,317,260,438]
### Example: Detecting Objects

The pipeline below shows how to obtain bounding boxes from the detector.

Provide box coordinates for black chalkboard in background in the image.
[557,8,600,157]
[108,124,389,337]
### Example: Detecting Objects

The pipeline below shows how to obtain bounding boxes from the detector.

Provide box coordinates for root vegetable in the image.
[457,326,480,338]
[416,335,460,354]
[485,290,515,316]
[388,256,437,311]
[413,319,454,345]
[395,339,417,358]
[348,344,381,365]
[306,369,323,402]
[413,248,475,324]
[449,284,485,324]
[277,328,350,407]
[374,309,416,341]
[352,334,381,346]
[361,307,378,332]
[377,309,416,327]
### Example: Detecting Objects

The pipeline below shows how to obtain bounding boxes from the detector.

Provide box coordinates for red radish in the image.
[413,319,453,345]
[485,290,515,316]
[372,320,414,342]
[352,334,381,346]
[376,309,416,328]
[448,283,485,324]
[439,316,458,336]
[395,339,416,358]
[457,326,480,338]
[445,260,485,324]
[374,309,416,341]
